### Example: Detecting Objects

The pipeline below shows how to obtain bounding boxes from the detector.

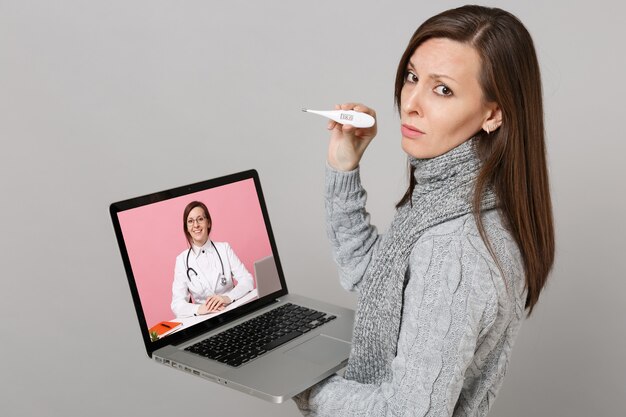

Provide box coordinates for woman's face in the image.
[187,206,210,246]
[400,37,500,159]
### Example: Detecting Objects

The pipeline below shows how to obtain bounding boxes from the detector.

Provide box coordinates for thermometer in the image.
[302,108,375,128]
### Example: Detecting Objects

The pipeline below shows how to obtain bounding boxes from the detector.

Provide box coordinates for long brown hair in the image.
[394,5,554,315]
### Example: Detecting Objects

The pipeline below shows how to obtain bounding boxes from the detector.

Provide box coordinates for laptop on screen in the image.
[110,169,353,403]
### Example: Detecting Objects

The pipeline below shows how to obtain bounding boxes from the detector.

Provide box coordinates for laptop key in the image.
[204,350,221,359]
[261,330,303,351]
[306,312,325,321]
[229,359,242,367]
[218,352,241,363]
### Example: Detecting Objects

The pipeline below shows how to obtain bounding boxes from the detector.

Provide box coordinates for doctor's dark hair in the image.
[394,5,554,316]
[182,201,212,247]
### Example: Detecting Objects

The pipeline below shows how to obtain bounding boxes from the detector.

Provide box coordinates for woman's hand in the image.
[327,103,377,172]
[197,295,231,314]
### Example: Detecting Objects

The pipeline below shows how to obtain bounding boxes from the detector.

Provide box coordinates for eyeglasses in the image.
[187,216,207,226]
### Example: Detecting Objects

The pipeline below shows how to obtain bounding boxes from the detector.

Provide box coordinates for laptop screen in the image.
[110,170,287,356]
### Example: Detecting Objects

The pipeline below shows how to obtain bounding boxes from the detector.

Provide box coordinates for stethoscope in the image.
[185,240,227,286]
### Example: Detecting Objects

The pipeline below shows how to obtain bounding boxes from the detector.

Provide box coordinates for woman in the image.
[295,5,554,416]
[171,201,254,318]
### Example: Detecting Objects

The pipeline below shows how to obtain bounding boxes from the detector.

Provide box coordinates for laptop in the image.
[110,169,354,403]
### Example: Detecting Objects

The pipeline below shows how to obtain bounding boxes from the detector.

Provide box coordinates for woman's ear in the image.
[482,103,502,134]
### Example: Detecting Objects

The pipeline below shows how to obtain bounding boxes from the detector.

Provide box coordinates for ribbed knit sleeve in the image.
[325,164,382,292]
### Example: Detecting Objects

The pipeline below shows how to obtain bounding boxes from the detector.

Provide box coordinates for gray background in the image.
[1,0,624,416]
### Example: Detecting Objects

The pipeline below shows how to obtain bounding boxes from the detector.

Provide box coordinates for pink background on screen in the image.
[118,178,272,329]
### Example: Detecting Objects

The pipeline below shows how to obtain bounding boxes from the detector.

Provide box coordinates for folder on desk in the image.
[149,321,182,336]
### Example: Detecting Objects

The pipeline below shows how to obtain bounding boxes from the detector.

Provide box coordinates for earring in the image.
[485,126,490,135]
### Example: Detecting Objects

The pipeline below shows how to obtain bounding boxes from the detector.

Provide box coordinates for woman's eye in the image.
[405,71,418,84]
[434,84,453,96]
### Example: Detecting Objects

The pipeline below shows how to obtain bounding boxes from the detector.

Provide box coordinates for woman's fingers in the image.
[339,102,375,116]
[352,103,376,118]
[204,296,218,312]
[342,123,355,133]
[204,295,227,312]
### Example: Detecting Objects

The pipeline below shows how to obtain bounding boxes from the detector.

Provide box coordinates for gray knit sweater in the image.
[295,166,526,417]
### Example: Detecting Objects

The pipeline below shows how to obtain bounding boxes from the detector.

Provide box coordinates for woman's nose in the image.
[402,87,422,116]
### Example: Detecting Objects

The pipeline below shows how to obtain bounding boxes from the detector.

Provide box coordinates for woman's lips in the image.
[401,124,425,139]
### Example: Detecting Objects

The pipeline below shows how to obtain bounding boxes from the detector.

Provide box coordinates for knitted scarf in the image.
[343,138,497,384]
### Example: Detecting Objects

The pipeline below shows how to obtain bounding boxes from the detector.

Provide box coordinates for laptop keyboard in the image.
[184,303,336,367]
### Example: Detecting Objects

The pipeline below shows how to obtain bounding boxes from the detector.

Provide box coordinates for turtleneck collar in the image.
[408,138,480,185]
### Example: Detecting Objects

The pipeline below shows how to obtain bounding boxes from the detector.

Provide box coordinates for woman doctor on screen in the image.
[171,201,253,318]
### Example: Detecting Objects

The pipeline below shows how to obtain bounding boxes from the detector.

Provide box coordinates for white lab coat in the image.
[171,241,254,318]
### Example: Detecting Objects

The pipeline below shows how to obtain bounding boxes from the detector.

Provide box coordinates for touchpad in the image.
[284,334,351,366]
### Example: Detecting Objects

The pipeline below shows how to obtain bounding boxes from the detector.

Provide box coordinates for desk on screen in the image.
[160,289,259,338]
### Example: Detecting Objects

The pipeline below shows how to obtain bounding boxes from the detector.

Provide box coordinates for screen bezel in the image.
[109,169,288,357]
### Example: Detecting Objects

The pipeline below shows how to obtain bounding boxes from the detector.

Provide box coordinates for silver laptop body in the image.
[110,169,353,403]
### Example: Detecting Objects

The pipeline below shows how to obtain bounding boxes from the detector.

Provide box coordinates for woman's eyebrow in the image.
[429,73,457,83]
[407,61,457,83]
